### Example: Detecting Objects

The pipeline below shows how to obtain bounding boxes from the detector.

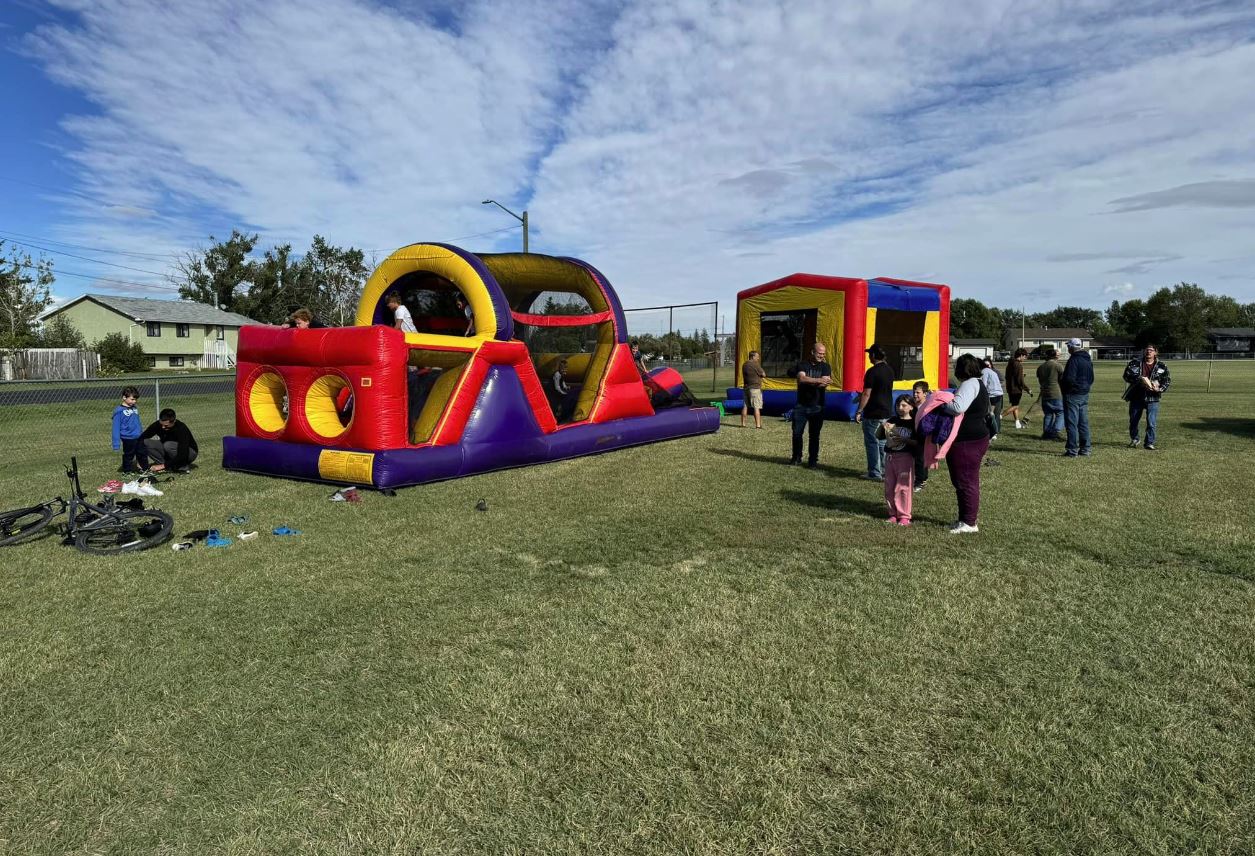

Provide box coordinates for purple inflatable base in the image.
[222,406,720,489]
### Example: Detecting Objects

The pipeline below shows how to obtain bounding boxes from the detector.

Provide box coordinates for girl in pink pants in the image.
[877,396,917,526]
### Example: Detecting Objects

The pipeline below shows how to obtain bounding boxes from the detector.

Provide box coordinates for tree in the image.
[93,332,150,373]
[304,235,368,326]
[1030,306,1106,332]
[37,314,87,348]
[236,243,314,324]
[169,230,258,313]
[949,298,1000,339]
[0,240,54,345]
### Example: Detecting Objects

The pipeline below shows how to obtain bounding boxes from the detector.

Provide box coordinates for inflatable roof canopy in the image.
[223,243,718,488]
[725,273,950,420]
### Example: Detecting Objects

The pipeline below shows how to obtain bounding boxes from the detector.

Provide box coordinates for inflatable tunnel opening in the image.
[407,349,472,444]
[873,309,926,382]
[516,316,614,424]
[377,271,477,336]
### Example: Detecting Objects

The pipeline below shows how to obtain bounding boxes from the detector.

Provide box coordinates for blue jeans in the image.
[1064,393,1091,455]
[862,417,886,478]
[1129,398,1159,445]
[1041,398,1063,438]
[791,404,824,464]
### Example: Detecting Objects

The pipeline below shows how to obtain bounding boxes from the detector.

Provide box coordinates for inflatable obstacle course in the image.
[223,243,719,488]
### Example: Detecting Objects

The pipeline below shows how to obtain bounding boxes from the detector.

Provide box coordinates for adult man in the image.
[1123,344,1171,450]
[740,350,766,429]
[1060,337,1094,457]
[854,343,894,480]
[139,408,198,473]
[790,342,832,468]
[1035,347,1064,441]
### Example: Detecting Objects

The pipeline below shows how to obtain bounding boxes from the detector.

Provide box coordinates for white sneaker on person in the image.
[136,483,164,497]
[1015,420,1023,429]
[948,522,979,534]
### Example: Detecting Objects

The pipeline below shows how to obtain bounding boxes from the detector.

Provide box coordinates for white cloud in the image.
[20,0,1255,313]
[1102,282,1135,296]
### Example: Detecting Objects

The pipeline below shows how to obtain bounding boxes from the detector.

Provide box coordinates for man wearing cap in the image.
[855,343,895,480]
[790,342,832,467]
[1060,337,1094,457]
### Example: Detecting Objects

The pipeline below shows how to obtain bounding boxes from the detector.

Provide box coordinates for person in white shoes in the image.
[942,354,992,534]
[1002,348,1032,429]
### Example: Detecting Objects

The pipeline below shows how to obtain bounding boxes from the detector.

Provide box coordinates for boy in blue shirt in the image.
[111,385,150,473]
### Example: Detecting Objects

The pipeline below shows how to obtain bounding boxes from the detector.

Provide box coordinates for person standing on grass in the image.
[877,394,918,526]
[1123,344,1170,451]
[790,342,832,468]
[111,385,149,474]
[942,354,992,534]
[1060,337,1094,458]
[981,357,1005,439]
[1036,347,1064,441]
[740,350,766,428]
[140,408,199,473]
[1002,348,1032,429]
[855,343,894,480]
[911,381,930,492]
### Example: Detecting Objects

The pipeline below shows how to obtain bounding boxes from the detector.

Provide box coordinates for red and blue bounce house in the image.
[722,273,951,420]
[223,243,719,488]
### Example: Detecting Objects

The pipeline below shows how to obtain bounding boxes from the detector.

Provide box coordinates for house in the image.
[43,294,259,369]
[949,338,997,360]
[1008,328,1093,356]
[1205,328,1255,353]
[1089,336,1138,360]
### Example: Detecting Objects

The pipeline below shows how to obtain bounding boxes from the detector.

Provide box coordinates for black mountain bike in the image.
[0,457,174,554]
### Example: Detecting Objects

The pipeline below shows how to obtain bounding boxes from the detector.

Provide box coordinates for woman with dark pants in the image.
[943,354,992,534]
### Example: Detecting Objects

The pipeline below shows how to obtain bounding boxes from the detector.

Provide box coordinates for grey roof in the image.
[951,338,997,345]
[1206,327,1255,337]
[1016,328,1092,339]
[58,294,259,326]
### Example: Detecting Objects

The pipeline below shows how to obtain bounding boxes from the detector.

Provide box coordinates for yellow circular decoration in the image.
[248,370,288,434]
[304,373,353,440]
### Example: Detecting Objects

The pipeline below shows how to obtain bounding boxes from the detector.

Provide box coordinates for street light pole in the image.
[481,199,529,252]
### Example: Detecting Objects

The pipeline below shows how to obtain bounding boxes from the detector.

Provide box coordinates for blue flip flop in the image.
[228,515,248,525]
[272,526,301,536]
[205,529,233,547]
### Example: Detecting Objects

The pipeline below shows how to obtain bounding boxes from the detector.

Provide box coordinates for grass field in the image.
[1,361,1253,853]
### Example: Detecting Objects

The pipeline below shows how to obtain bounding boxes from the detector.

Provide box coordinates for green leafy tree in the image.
[304,235,368,326]
[170,230,258,313]
[0,239,55,344]
[93,332,150,373]
[37,314,87,348]
[236,244,315,324]
[949,298,999,339]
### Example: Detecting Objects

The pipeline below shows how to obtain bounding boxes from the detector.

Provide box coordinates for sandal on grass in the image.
[272,526,301,536]
[205,529,233,548]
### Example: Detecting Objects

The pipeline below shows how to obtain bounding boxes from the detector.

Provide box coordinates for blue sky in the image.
[2,0,1254,314]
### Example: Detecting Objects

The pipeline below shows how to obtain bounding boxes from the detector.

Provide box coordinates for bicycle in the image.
[0,457,174,554]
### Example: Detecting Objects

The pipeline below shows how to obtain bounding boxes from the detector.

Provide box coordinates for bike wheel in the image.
[0,506,55,547]
[74,510,174,555]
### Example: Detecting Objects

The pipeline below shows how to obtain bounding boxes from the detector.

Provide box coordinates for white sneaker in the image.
[948,522,979,534]
[121,480,141,494]
[137,483,164,497]
[1015,420,1023,429]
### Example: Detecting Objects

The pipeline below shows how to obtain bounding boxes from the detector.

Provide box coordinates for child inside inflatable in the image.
[223,244,719,488]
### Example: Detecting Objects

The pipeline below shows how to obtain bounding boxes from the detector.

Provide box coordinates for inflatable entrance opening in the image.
[724,274,950,420]
[224,243,719,488]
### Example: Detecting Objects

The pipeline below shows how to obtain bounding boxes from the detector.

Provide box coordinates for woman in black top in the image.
[941,353,992,534]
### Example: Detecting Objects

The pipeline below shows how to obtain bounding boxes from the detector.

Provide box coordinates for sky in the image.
[2,0,1254,324]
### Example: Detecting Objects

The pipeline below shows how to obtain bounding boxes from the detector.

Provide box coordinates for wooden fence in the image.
[1,348,101,380]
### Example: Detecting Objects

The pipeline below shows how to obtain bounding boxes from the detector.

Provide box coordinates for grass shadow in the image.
[1181,417,1255,439]
[710,448,864,478]
[780,488,954,526]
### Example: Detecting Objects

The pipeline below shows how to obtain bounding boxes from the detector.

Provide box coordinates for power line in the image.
[0,229,179,261]
[0,236,172,277]
[3,256,179,294]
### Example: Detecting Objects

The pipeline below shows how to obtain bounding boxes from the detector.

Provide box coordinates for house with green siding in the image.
[44,295,259,369]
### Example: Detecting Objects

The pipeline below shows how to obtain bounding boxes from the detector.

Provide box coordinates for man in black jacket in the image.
[1123,344,1171,450]
[1060,338,1094,457]
[140,408,199,473]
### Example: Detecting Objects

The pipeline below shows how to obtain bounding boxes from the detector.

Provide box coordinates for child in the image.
[877,395,917,526]
[111,385,149,474]
[911,381,930,491]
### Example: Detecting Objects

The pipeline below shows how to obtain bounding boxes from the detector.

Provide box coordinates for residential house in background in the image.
[949,338,998,360]
[43,295,259,369]
[1205,328,1255,353]
[1089,335,1138,360]
[1007,327,1093,355]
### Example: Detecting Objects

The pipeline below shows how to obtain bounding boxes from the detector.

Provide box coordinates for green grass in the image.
[1,362,1253,853]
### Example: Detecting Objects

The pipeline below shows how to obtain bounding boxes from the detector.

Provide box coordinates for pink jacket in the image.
[915,391,965,469]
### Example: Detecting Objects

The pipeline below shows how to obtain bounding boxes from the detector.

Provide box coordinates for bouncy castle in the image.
[723,274,950,420]
[223,243,718,488]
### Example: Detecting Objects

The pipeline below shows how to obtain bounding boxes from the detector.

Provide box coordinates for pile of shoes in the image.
[329,486,362,503]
